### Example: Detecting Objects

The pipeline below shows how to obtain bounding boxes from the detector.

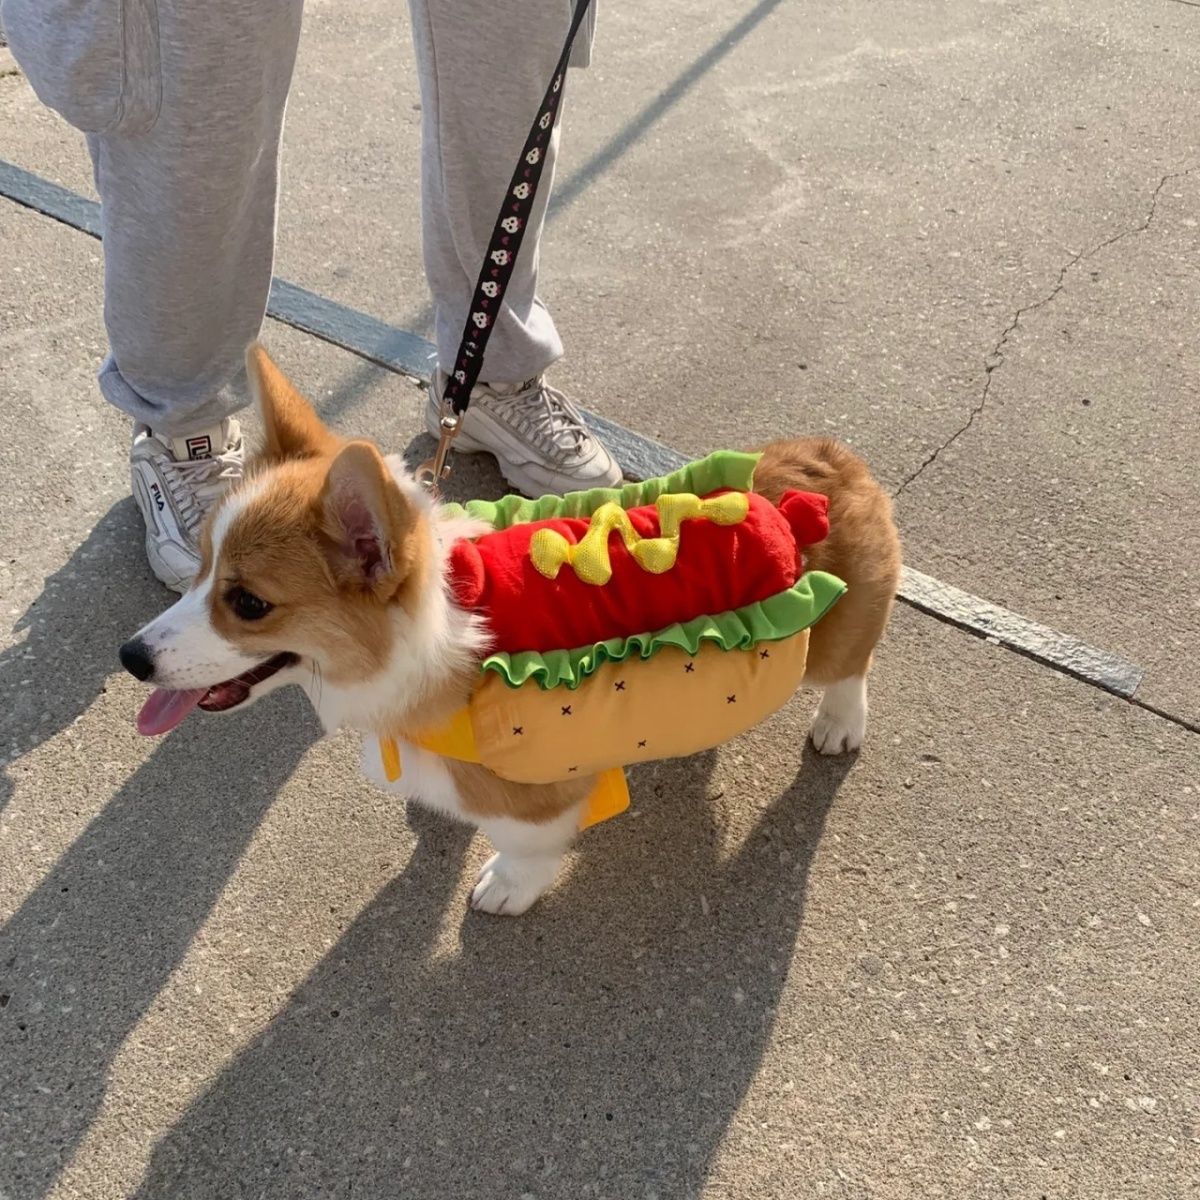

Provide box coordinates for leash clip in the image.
[416,410,461,494]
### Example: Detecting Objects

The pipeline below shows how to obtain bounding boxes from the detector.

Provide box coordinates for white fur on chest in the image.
[360,735,470,823]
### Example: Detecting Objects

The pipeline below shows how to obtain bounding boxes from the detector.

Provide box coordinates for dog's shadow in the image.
[131,740,854,1200]
[0,499,166,812]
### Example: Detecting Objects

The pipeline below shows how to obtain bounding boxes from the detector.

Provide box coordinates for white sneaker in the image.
[425,371,622,497]
[129,419,244,592]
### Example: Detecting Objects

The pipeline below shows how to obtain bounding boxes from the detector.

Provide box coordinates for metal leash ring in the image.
[415,410,461,494]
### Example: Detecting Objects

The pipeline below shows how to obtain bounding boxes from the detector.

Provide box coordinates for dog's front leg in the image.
[470,804,583,916]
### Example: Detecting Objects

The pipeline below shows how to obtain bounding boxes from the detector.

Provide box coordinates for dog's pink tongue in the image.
[136,688,207,736]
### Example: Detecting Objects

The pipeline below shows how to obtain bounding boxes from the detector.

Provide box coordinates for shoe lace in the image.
[160,439,244,537]
[482,378,591,462]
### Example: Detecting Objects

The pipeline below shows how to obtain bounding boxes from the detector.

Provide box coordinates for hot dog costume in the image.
[380,452,846,828]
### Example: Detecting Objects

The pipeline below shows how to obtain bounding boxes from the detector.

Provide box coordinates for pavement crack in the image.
[1130,695,1200,736]
[893,164,1198,499]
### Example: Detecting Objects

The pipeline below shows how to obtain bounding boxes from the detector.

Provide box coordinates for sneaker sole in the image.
[130,468,198,592]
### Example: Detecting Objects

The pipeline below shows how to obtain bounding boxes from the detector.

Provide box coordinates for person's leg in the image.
[410,0,579,381]
[3,0,304,588]
[409,0,620,496]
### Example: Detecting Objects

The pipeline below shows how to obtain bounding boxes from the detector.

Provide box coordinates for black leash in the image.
[417,0,595,490]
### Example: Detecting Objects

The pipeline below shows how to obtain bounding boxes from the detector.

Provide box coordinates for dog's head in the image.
[120,345,437,736]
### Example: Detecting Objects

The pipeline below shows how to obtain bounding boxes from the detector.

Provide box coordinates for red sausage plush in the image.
[448,489,830,654]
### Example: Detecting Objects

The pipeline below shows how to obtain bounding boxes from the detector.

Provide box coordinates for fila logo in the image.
[149,482,165,513]
[185,435,212,461]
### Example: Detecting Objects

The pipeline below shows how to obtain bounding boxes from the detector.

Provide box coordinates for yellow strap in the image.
[379,736,402,782]
[579,768,630,829]
[379,706,480,785]
[411,706,480,761]
[382,716,628,831]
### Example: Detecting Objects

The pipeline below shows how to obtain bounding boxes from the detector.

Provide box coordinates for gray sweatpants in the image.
[2,0,593,435]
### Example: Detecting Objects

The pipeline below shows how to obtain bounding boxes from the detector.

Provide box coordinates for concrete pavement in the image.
[2,2,1198,1197]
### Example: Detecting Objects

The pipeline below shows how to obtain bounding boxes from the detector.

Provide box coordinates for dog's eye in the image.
[227,586,273,622]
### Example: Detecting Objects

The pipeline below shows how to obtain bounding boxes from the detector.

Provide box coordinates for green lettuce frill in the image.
[481,570,847,691]
[440,450,761,530]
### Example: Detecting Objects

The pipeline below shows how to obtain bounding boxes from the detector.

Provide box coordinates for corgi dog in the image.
[120,346,902,916]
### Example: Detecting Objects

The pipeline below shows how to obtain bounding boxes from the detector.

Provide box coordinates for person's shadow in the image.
[129,735,854,1199]
[0,498,319,1198]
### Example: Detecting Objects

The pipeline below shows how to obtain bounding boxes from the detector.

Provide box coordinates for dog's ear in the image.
[246,342,336,461]
[319,440,422,599]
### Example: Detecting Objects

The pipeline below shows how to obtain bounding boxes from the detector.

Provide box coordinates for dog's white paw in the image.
[810,677,868,756]
[470,852,560,917]
[810,708,865,755]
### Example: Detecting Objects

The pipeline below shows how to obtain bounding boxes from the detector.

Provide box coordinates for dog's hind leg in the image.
[809,675,869,756]
[803,602,883,757]
[752,437,901,757]
[801,553,894,757]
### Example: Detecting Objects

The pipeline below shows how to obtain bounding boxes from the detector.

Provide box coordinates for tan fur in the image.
[205,350,436,687]
[752,438,901,684]
[249,343,338,463]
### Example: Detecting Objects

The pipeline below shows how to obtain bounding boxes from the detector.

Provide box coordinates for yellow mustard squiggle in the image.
[529,491,750,585]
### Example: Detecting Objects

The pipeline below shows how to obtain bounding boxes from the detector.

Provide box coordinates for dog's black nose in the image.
[119,637,156,682]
